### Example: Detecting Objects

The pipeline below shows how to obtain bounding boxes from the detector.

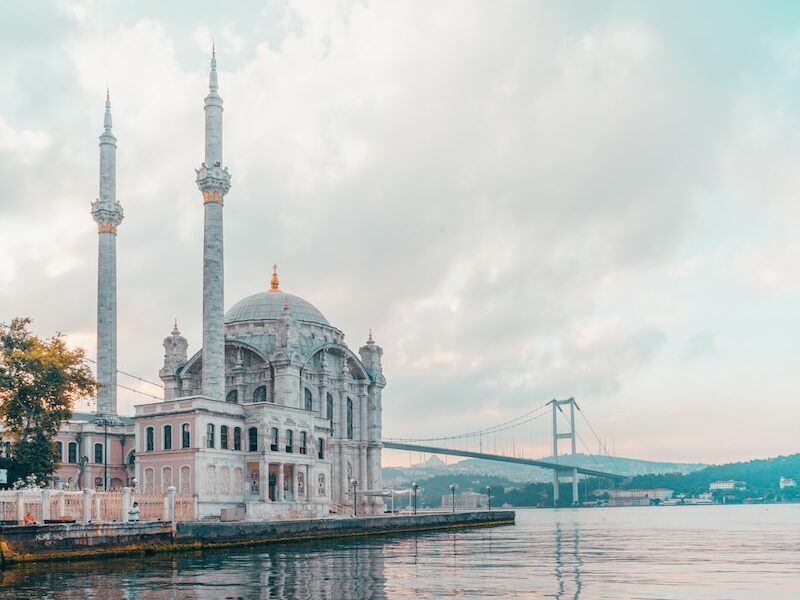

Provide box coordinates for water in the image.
[1,504,798,599]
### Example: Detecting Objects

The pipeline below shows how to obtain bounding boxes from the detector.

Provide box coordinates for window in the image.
[233,427,242,451]
[286,429,294,453]
[163,425,173,450]
[346,398,354,440]
[254,386,267,403]
[248,427,258,452]
[226,390,238,404]
[318,438,325,460]
[181,423,190,448]
[55,441,63,462]
[68,442,78,464]
[221,425,229,450]
[94,443,103,464]
[207,424,215,448]
[326,393,334,420]
[304,388,313,411]
[270,427,278,452]
[300,431,307,455]
[146,427,154,452]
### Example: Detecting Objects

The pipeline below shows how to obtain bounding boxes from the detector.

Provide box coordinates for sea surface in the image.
[1,504,798,599]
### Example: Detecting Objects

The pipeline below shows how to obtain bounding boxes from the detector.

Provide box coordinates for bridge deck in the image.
[382,441,626,480]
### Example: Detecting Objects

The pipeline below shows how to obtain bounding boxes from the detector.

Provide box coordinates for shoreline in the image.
[0,510,515,566]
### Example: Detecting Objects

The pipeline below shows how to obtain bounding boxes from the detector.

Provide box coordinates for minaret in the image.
[91,90,124,418]
[195,48,231,400]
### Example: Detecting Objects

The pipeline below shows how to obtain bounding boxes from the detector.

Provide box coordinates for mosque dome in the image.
[224,266,330,326]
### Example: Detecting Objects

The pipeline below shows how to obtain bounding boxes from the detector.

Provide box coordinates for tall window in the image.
[146,427,154,452]
[254,386,267,403]
[221,425,229,450]
[94,443,103,464]
[346,398,354,439]
[68,442,77,464]
[326,393,334,420]
[226,390,238,404]
[318,438,325,459]
[55,441,63,462]
[304,388,313,411]
[207,424,215,449]
[300,431,307,455]
[181,423,191,448]
[233,427,242,451]
[248,427,258,452]
[270,427,278,452]
[163,425,173,450]
[285,429,294,453]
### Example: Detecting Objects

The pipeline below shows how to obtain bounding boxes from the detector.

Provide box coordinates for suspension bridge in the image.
[383,397,627,506]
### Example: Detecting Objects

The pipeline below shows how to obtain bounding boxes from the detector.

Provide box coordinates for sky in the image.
[2,0,800,465]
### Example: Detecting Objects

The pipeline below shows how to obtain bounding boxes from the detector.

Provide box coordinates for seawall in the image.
[0,511,514,565]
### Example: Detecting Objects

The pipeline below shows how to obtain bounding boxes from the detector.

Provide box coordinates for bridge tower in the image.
[549,397,579,506]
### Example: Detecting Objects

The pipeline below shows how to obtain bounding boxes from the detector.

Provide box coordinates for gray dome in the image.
[225,291,330,326]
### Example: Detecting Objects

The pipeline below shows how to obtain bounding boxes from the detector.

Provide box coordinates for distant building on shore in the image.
[709,480,746,491]
[596,487,673,507]
[441,490,489,510]
[779,476,796,489]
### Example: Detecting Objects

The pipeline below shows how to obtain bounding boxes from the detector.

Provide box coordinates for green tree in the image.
[0,318,97,484]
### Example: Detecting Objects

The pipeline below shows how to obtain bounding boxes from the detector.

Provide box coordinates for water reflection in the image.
[552,521,582,599]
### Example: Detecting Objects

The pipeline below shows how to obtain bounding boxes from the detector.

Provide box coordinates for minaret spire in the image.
[195,50,231,401]
[91,90,124,419]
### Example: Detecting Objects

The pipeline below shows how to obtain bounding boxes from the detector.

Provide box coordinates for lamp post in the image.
[450,484,457,513]
[486,485,491,511]
[411,482,418,515]
[352,480,358,517]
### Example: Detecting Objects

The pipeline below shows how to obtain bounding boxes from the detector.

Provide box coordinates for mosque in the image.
[3,52,387,519]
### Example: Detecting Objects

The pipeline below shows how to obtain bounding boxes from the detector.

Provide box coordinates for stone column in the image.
[122,486,131,522]
[277,464,285,502]
[82,488,92,523]
[165,486,176,522]
[41,489,51,521]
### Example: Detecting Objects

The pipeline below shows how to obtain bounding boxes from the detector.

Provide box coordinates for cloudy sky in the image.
[2,0,800,465]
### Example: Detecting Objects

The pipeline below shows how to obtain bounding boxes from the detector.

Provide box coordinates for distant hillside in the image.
[383,453,705,486]
[621,453,800,498]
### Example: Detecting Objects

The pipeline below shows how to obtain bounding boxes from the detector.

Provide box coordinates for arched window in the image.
[68,442,78,464]
[55,441,63,462]
[207,424,215,449]
[304,388,313,412]
[285,429,294,453]
[318,438,325,459]
[233,427,242,451]
[254,386,267,403]
[220,425,229,449]
[248,427,258,452]
[162,466,173,492]
[226,390,238,404]
[300,431,307,455]
[326,393,334,420]
[181,423,190,448]
[270,427,278,452]
[94,443,103,464]
[146,427,154,452]
[163,425,173,450]
[346,398,354,440]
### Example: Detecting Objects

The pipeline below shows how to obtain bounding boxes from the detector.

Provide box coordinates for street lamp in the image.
[486,485,491,511]
[450,484,457,513]
[411,482,418,515]
[352,479,359,517]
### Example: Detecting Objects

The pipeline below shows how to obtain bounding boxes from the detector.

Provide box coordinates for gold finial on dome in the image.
[270,264,280,292]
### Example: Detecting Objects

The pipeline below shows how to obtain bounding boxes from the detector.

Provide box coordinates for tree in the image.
[0,318,97,484]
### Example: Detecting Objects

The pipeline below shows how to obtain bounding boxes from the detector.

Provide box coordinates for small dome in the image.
[225,291,330,326]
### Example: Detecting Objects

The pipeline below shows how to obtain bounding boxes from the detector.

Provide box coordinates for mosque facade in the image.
[1,52,386,520]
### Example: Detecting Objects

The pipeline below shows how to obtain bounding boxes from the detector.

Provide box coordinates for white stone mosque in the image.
[0,52,387,520]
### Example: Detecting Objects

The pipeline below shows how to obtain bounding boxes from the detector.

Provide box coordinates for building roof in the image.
[225,291,330,327]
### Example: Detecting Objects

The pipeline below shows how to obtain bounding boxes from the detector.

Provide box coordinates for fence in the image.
[0,487,194,525]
